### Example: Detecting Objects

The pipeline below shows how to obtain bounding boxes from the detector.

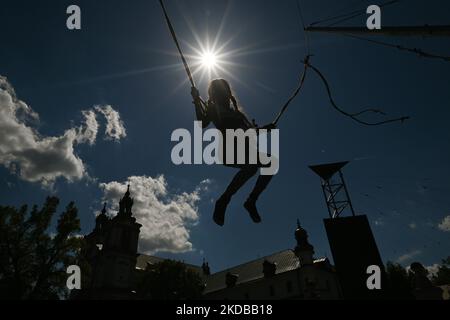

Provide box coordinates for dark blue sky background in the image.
[1,0,449,272]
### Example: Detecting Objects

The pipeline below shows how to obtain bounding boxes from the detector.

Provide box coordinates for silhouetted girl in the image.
[191,79,275,226]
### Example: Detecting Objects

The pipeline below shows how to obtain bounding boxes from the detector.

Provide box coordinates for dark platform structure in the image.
[310,162,387,299]
[323,215,386,299]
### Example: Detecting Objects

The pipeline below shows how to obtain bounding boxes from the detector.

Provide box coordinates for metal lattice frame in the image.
[310,162,356,219]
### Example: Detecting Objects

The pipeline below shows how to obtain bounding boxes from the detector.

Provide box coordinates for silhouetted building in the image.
[309,162,387,299]
[135,254,203,275]
[65,174,448,300]
[79,190,341,300]
[81,186,142,299]
[324,215,387,299]
[202,221,342,300]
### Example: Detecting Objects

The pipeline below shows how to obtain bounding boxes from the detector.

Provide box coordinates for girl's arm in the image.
[191,87,211,128]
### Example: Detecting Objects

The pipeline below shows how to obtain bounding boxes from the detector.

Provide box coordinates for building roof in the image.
[204,250,298,294]
[136,251,333,295]
[203,250,332,294]
[136,254,203,274]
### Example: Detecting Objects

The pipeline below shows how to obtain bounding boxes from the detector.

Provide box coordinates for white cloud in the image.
[95,105,127,141]
[75,110,98,146]
[396,250,422,264]
[0,75,126,187]
[426,264,440,277]
[99,176,210,255]
[438,216,450,232]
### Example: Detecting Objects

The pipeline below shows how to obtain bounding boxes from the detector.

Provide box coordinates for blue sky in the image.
[1,0,449,273]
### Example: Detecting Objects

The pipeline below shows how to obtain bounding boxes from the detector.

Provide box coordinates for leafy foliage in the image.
[0,197,83,300]
[136,260,204,300]
[385,262,414,299]
[431,257,450,286]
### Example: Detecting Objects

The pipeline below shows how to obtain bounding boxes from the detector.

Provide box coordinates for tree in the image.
[432,257,450,286]
[385,262,414,299]
[0,197,83,300]
[136,260,204,300]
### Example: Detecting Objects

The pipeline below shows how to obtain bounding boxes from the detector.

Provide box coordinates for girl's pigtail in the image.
[230,95,239,111]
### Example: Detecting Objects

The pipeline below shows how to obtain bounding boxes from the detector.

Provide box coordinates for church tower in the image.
[293,220,322,299]
[87,185,142,299]
[294,220,315,266]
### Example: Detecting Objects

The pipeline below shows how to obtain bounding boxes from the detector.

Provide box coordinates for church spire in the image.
[294,219,315,266]
[119,184,134,218]
[95,202,109,231]
[202,258,211,276]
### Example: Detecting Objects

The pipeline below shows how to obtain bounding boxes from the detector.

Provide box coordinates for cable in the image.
[309,0,367,26]
[342,33,450,63]
[274,1,410,126]
[310,0,400,27]
[296,0,310,55]
[273,55,311,125]
[305,61,410,126]
[272,0,311,125]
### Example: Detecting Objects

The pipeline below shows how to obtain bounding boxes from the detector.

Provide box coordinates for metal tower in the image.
[309,161,355,219]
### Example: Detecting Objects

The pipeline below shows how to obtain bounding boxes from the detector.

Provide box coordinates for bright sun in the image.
[201,51,218,69]
[183,34,240,84]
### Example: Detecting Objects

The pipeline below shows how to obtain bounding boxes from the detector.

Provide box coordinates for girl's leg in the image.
[222,165,258,199]
[244,149,277,223]
[244,174,273,223]
[248,174,274,202]
[213,165,258,226]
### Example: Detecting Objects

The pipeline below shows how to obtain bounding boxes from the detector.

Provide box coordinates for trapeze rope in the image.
[305,60,411,126]
[273,55,311,125]
[274,1,409,127]
[272,0,311,125]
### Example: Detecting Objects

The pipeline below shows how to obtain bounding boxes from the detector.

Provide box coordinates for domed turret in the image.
[294,220,315,266]
[295,219,308,242]
[202,259,211,276]
[95,202,109,231]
